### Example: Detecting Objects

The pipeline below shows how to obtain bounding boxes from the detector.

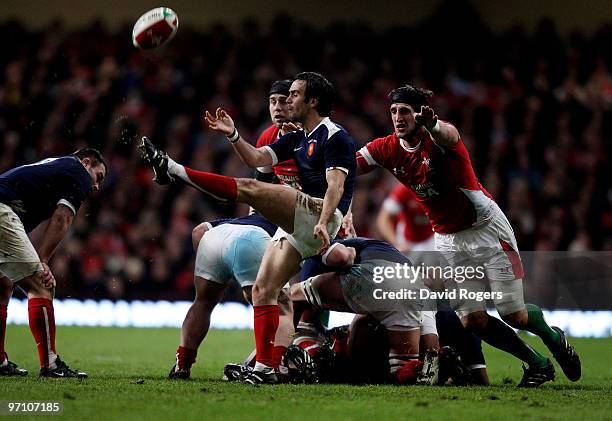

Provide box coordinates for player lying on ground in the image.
[0,149,106,378]
[355,84,580,387]
[169,215,294,379]
[140,72,357,384]
[289,237,425,384]
[290,237,489,385]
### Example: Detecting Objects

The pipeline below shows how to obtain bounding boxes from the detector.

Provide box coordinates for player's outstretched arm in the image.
[204,108,273,168]
[314,169,346,253]
[415,105,460,148]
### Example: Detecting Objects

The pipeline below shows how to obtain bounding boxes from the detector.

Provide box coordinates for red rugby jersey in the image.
[256,125,302,190]
[358,125,494,234]
[383,183,433,243]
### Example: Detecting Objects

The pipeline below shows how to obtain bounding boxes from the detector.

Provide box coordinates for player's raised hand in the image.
[314,223,331,254]
[415,105,438,131]
[281,122,301,134]
[204,107,235,136]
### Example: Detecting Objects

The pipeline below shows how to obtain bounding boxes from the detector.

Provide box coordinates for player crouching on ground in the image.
[0,148,106,378]
[169,215,294,380]
[291,238,424,384]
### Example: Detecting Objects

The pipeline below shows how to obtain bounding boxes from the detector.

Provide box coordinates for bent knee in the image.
[236,178,263,198]
[192,223,210,250]
[501,309,528,328]
[462,311,489,331]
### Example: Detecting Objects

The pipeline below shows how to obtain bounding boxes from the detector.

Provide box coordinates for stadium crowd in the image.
[0,3,610,301]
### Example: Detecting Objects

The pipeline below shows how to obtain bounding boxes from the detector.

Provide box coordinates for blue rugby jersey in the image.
[0,156,92,232]
[301,237,411,281]
[209,214,278,237]
[264,117,356,215]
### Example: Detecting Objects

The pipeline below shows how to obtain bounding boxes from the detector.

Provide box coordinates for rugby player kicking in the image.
[0,149,107,378]
[171,80,297,379]
[140,72,357,384]
[355,85,580,387]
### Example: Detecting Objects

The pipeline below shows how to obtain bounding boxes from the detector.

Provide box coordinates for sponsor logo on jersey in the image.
[411,181,440,198]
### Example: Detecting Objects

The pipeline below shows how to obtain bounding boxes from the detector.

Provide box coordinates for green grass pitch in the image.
[1,326,611,420]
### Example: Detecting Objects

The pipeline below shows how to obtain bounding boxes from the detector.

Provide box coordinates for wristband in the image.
[227,128,240,143]
[431,119,441,133]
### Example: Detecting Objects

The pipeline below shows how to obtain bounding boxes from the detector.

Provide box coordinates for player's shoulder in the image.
[315,118,354,143]
[256,125,280,147]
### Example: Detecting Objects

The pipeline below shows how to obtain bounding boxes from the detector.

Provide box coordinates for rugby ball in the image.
[132,7,179,50]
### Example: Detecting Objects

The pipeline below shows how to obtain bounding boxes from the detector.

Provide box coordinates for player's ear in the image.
[309,96,319,109]
[81,157,91,168]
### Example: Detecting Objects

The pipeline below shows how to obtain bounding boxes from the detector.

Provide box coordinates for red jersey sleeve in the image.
[356,136,389,173]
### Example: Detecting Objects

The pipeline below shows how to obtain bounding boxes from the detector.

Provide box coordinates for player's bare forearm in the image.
[36,205,74,263]
[318,170,346,226]
[376,208,398,245]
[427,119,459,147]
[231,138,273,168]
[415,106,459,148]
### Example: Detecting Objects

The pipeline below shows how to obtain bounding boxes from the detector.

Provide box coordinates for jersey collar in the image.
[307,117,330,137]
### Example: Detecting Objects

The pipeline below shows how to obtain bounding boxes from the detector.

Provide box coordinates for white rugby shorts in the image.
[271,191,343,259]
[434,202,525,317]
[0,203,44,283]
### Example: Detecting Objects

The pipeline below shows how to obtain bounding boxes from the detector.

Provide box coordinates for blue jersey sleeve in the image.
[324,132,356,174]
[56,158,93,214]
[208,218,234,228]
[300,255,334,281]
[266,131,301,165]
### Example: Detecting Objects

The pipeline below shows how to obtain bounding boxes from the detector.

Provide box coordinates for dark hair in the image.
[73,148,108,173]
[294,72,335,116]
[269,79,292,97]
[388,85,434,109]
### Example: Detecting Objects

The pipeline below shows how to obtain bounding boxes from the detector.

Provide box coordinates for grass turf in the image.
[1,326,611,420]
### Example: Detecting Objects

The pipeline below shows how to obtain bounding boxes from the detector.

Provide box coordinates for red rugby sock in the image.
[0,304,7,363]
[253,305,279,368]
[176,346,197,371]
[184,167,238,201]
[28,298,57,368]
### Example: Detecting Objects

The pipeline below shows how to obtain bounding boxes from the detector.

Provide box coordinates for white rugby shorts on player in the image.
[271,191,343,259]
[195,223,271,288]
[0,203,44,283]
[435,202,525,317]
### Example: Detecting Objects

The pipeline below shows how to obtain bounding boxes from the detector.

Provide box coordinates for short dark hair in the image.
[73,148,108,174]
[388,85,433,109]
[294,72,335,117]
[269,79,292,97]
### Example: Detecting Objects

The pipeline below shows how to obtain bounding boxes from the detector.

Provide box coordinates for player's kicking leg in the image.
[0,276,27,376]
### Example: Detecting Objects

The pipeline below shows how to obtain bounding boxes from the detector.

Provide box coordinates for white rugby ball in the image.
[132,7,179,50]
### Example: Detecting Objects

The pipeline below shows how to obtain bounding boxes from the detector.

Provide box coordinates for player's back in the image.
[0,156,92,232]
